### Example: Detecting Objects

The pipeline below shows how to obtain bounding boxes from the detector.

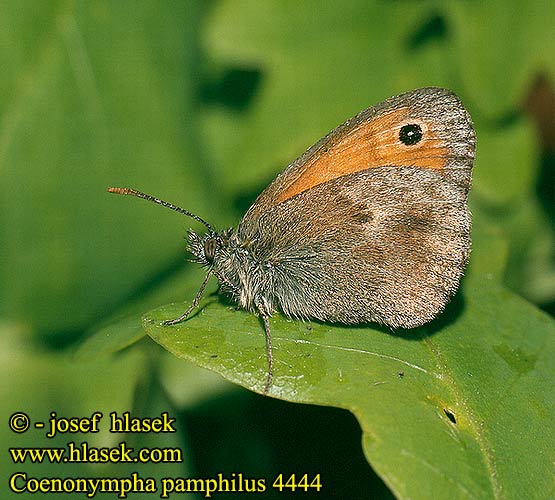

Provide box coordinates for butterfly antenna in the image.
[107,187,214,232]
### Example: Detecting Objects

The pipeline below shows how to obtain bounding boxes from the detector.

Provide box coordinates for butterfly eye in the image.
[399,123,423,146]
[203,237,219,262]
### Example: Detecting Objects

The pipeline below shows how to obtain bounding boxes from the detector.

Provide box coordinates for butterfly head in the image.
[187,228,235,267]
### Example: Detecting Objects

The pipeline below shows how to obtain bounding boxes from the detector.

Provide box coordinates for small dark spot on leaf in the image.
[210,354,218,358]
[398,371,404,378]
[443,408,457,424]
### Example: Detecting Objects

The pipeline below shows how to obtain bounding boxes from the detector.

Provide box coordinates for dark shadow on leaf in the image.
[406,13,447,50]
[183,389,396,500]
[386,284,466,341]
[200,67,263,112]
[523,74,555,316]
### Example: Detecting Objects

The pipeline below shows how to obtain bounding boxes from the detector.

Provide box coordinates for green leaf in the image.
[472,119,538,207]
[75,313,145,359]
[144,272,555,500]
[1,323,142,480]
[77,266,213,359]
[202,0,458,196]
[0,0,211,334]
[448,0,555,117]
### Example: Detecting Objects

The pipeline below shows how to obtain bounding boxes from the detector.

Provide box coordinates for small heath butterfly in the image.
[109,87,475,392]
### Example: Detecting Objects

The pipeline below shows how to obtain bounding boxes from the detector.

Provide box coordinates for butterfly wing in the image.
[246,87,473,211]
[237,87,475,328]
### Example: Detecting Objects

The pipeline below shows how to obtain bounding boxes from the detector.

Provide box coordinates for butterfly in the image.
[109,87,475,393]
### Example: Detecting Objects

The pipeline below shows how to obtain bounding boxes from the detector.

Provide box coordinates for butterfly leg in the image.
[255,298,274,394]
[163,270,214,326]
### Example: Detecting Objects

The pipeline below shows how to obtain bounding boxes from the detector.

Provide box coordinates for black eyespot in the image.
[399,123,423,145]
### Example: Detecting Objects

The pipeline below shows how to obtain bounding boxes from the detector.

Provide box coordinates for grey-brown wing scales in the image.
[237,166,470,329]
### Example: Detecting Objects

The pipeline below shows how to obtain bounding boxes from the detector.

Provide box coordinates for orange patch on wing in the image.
[276,108,449,203]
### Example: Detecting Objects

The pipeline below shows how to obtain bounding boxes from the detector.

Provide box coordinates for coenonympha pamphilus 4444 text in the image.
[109,87,475,392]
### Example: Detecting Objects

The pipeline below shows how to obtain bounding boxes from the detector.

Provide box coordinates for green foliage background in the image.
[2,1,554,499]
